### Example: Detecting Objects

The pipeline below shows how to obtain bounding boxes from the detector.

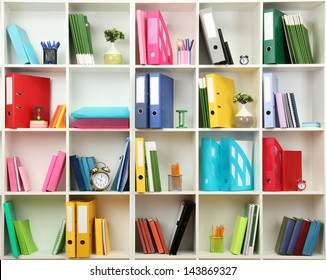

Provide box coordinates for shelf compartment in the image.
[135,68,197,129]
[199,130,260,192]
[135,131,197,192]
[135,194,196,258]
[199,67,260,128]
[198,194,260,258]
[69,194,130,258]
[69,131,130,192]
[4,2,66,65]
[263,194,325,259]
[68,3,131,65]
[263,130,325,192]
[3,195,66,259]
[199,2,261,65]
[4,131,67,192]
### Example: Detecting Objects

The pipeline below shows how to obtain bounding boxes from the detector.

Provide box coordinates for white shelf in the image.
[0,0,325,260]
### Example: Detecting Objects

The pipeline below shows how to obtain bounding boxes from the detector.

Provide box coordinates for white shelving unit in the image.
[0,0,325,260]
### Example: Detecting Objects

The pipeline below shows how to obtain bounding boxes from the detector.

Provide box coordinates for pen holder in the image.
[177,50,191,65]
[210,236,224,253]
[43,48,57,64]
[168,175,182,191]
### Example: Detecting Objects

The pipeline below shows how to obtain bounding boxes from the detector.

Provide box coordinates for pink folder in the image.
[136,10,147,65]
[46,151,66,192]
[42,154,57,192]
[147,10,173,65]
[7,157,18,192]
[18,166,31,191]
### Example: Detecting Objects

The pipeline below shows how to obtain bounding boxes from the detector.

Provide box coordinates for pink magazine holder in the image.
[147,10,173,65]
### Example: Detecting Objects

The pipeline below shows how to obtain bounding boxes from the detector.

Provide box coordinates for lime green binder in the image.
[263,8,291,64]
[3,201,21,258]
[230,215,248,255]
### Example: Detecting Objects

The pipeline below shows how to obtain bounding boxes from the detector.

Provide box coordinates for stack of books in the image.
[229,202,260,256]
[275,216,323,256]
[6,156,31,192]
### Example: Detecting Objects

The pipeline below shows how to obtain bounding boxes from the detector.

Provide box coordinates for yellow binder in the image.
[65,200,77,258]
[94,217,110,256]
[135,137,146,192]
[102,217,110,255]
[76,199,96,258]
[205,73,237,128]
[94,217,104,255]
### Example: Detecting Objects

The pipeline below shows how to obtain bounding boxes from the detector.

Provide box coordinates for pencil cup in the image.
[210,236,224,253]
[43,49,57,64]
[168,175,182,191]
[177,50,191,65]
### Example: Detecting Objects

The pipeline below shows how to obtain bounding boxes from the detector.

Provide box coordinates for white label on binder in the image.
[150,77,159,105]
[137,140,144,167]
[67,205,73,232]
[136,76,145,103]
[207,77,215,103]
[264,12,273,40]
[203,13,217,38]
[78,205,87,233]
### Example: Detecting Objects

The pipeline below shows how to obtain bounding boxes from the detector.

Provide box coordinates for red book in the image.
[136,218,147,254]
[263,137,283,191]
[154,218,169,254]
[141,218,155,253]
[294,219,311,255]
[148,218,164,254]
[282,150,302,191]
[5,73,50,128]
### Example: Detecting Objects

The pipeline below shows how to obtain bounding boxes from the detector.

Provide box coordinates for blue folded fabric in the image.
[71,107,129,119]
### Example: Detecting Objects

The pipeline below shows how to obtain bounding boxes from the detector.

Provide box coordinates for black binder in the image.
[169,200,195,255]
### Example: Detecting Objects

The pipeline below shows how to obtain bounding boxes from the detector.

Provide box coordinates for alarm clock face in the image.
[240,55,249,65]
[91,172,110,191]
[297,180,306,191]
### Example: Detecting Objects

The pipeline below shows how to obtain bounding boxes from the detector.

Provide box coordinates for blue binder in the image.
[135,73,149,128]
[263,72,278,128]
[201,137,221,191]
[220,138,254,191]
[149,73,174,128]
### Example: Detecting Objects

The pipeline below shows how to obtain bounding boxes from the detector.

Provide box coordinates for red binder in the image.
[263,137,283,191]
[147,10,173,65]
[5,73,50,128]
[282,150,302,191]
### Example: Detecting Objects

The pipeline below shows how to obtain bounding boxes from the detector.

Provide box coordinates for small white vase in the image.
[235,104,254,128]
[104,43,122,64]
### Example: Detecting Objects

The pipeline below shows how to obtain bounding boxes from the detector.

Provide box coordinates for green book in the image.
[150,150,162,192]
[230,215,248,255]
[52,219,66,255]
[3,201,21,258]
[13,219,38,255]
[275,215,291,253]
[248,204,260,255]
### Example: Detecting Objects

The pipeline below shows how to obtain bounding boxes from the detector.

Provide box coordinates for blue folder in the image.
[135,73,149,128]
[263,72,278,128]
[149,73,174,128]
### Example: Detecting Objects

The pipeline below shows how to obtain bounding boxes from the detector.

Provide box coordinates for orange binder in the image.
[136,218,148,254]
[54,104,66,128]
[76,199,96,258]
[263,137,283,191]
[154,218,169,254]
[205,73,237,128]
[5,73,50,128]
[48,104,62,128]
[146,10,173,65]
[65,200,77,258]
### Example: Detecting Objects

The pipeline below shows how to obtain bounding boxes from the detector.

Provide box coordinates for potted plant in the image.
[233,92,255,128]
[103,28,125,64]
